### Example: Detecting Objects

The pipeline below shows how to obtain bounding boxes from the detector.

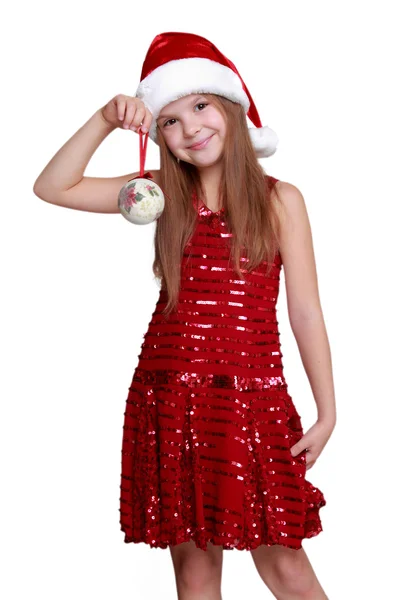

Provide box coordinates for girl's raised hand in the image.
[100,94,153,133]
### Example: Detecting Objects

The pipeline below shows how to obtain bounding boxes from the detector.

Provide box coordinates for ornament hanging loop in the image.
[138,129,150,178]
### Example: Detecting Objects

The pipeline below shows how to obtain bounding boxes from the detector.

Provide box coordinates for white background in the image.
[2,1,399,598]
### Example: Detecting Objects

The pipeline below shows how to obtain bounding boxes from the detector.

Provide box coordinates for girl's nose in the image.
[182,121,201,138]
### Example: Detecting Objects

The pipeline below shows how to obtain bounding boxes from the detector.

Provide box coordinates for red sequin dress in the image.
[119,176,326,552]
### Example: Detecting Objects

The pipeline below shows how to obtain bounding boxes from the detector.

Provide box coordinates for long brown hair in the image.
[152,93,282,318]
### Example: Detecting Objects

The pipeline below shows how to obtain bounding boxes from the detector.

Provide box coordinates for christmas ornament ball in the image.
[118,178,165,225]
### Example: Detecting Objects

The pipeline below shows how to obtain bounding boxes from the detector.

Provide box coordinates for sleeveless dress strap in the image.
[267,174,279,187]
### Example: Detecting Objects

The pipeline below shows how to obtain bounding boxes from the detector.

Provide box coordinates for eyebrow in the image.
[157,95,208,121]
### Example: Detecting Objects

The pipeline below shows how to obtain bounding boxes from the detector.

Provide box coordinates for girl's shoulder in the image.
[268,178,309,232]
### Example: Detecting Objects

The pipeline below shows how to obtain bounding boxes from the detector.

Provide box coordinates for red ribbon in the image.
[139,129,149,177]
[128,130,153,182]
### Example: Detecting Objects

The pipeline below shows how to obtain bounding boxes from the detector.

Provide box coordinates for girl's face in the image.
[156,94,226,168]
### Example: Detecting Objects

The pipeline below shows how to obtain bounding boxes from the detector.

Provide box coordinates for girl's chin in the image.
[186,149,224,166]
[193,154,223,167]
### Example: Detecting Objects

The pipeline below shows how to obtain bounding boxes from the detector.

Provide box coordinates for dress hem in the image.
[120,520,324,552]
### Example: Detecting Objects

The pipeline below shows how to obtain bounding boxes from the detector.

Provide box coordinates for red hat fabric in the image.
[135,32,279,158]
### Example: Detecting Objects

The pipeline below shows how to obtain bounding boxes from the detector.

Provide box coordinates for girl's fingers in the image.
[117,97,127,122]
[140,108,153,133]
[123,102,137,129]
[131,105,146,130]
[115,98,151,133]
[290,441,306,456]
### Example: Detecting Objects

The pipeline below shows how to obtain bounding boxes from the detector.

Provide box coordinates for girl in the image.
[34,31,336,600]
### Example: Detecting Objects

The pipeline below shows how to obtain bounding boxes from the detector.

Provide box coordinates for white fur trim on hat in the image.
[136,57,250,142]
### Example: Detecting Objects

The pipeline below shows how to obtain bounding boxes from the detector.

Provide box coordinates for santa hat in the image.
[135,32,279,158]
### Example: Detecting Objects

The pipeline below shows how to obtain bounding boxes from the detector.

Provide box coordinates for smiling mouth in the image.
[188,135,214,150]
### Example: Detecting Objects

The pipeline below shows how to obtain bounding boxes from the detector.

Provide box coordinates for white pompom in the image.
[248,126,279,158]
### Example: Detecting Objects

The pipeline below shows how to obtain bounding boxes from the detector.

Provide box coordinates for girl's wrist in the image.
[96,108,117,132]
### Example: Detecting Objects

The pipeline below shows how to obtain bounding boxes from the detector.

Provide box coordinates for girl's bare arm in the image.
[33,101,158,214]
[274,181,337,425]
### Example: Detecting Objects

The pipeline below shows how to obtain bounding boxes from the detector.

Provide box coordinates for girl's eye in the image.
[163,103,208,127]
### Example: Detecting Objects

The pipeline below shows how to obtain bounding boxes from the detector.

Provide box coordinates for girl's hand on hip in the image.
[290,418,336,470]
[99,94,153,133]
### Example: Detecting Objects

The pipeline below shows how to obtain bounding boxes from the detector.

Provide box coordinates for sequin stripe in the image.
[194,219,227,229]
[143,330,282,346]
[178,280,280,300]
[196,215,227,227]
[132,368,288,391]
[182,250,282,270]
[172,307,279,324]
[182,251,281,271]
[161,289,280,309]
[185,240,282,267]
[153,303,281,324]
[182,259,281,280]
[143,322,281,337]
[138,348,285,369]
[181,267,281,287]
[184,240,231,251]
[177,289,279,307]
[144,324,281,343]
[183,241,275,253]
[186,259,276,275]
[142,330,283,357]
[179,276,280,294]
[179,281,279,300]
[183,248,234,261]
[139,342,283,362]
[184,246,281,267]
[147,318,281,337]
[178,284,279,308]
[177,292,279,306]
[140,340,282,357]
[129,382,291,407]
[150,321,280,337]
[162,313,279,332]
[174,297,280,315]
[144,325,281,339]
[189,225,229,236]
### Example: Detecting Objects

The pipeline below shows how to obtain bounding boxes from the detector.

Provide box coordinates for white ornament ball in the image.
[118,177,165,225]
